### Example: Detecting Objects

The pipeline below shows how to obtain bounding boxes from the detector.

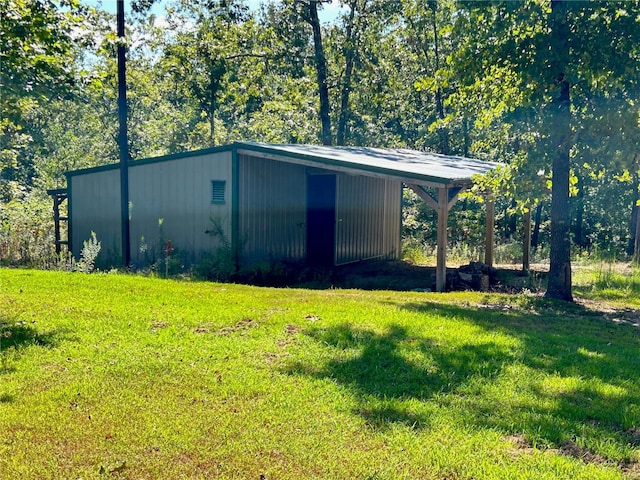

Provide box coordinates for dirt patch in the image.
[264,352,289,363]
[285,324,301,335]
[559,440,606,464]
[192,318,258,335]
[215,318,258,336]
[193,324,213,333]
[335,261,436,291]
[600,308,640,329]
[627,427,640,446]
[621,460,640,479]
[577,299,640,329]
[505,435,640,476]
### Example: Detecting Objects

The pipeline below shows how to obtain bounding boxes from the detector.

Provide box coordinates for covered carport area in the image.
[407,183,495,292]
[235,142,502,292]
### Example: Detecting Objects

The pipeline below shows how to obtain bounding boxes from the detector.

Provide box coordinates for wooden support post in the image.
[408,183,464,292]
[48,189,69,256]
[436,186,449,292]
[523,208,532,271]
[53,195,62,255]
[484,195,495,267]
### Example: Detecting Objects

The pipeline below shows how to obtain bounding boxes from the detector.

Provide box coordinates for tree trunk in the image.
[532,203,543,251]
[545,0,573,301]
[336,0,357,146]
[628,154,639,256]
[573,173,584,249]
[431,2,449,155]
[308,0,332,145]
[507,199,517,240]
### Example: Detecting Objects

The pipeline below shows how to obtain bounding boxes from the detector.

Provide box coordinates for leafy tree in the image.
[403,0,454,154]
[283,0,333,145]
[455,0,640,300]
[0,0,87,200]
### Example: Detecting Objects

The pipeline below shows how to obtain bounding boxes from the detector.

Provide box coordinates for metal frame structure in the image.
[59,142,502,291]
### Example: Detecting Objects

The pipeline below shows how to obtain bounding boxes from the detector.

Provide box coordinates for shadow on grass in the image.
[0,320,57,352]
[285,323,514,429]
[1,318,60,376]
[285,297,640,463]
[401,299,640,437]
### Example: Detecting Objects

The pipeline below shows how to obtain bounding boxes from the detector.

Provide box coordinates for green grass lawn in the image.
[1,268,639,479]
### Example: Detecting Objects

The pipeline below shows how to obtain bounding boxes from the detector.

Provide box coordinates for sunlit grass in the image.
[1,269,639,479]
[573,262,640,308]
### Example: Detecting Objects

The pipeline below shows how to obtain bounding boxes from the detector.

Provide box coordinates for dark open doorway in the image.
[307,173,336,265]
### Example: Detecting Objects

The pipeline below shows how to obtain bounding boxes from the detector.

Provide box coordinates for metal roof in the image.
[64,141,502,188]
[235,141,502,187]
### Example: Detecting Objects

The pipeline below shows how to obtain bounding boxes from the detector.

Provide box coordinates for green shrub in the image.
[0,191,56,266]
[401,240,432,265]
[237,258,308,286]
[193,247,236,282]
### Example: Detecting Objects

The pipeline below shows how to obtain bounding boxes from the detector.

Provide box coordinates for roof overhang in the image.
[234,141,502,189]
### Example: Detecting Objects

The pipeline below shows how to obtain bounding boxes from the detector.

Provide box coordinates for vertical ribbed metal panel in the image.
[335,176,401,265]
[238,154,306,268]
[384,180,402,261]
[70,169,121,263]
[127,151,233,266]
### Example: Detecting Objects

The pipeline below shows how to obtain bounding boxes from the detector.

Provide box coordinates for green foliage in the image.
[401,238,431,265]
[193,248,236,282]
[594,267,640,296]
[0,190,54,266]
[0,0,80,119]
[237,258,310,286]
[451,0,640,277]
[194,216,236,281]
[0,0,88,200]
[403,187,488,260]
[3,0,640,275]
[574,263,640,307]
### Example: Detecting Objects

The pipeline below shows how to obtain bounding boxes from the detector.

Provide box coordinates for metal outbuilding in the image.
[54,141,501,291]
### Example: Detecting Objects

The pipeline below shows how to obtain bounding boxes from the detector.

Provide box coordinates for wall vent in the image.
[211,180,226,204]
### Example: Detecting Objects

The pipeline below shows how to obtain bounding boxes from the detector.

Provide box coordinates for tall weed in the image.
[70,232,101,273]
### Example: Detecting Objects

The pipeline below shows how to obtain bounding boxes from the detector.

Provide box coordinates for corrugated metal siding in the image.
[238,154,306,268]
[128,151,233,266]
[384,180,402,261]
[335,175,401,265]
[69,149,402,269]
[70,169,121,263]
[69,151,232,267]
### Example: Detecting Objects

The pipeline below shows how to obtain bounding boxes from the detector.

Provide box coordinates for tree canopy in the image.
[2,0,640,299]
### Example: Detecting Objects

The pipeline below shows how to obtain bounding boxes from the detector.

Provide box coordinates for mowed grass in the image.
[1,269,639,479]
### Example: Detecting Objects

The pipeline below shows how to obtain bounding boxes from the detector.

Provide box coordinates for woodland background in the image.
[2,0,640,296]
